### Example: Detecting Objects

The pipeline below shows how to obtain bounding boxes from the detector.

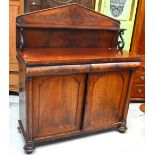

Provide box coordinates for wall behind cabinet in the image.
[95,0,138,51]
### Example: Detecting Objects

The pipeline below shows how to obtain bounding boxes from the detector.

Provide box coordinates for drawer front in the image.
[133,71,145,84]
[131,85,145,98]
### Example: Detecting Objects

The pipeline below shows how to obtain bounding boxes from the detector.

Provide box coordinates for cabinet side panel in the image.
[19,63,26,132]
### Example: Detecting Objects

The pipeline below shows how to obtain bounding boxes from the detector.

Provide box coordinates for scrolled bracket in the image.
[16,16,23,24]
[19,27,24,51]
[117,29,125,50]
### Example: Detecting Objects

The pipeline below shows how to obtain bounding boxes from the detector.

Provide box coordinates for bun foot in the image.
[118,121,127,133]
[24,141,35,154]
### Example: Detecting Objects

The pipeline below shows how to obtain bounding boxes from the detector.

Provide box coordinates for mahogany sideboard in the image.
[16,4,141,153]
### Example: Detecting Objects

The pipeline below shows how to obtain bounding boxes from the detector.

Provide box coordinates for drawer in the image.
[133,71,145,84]
[131,85,145,98]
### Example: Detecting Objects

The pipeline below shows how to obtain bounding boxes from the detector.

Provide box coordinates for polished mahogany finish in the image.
[18,48,141,66]
[16,4,141,154]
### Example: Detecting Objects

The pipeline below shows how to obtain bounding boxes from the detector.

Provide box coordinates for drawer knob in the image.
[137,89,142,94]
[30,0,41,6]
[31,2,37,5]
[140,76,145,80]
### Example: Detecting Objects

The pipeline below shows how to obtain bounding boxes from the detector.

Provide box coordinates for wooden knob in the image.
[30,0,41,6]
[140,76,145,80]
[137,89,142,94]
[31,2,36,5]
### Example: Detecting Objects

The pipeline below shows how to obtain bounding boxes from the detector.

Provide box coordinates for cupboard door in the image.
[33,74,86,137]
[83,71,130,131]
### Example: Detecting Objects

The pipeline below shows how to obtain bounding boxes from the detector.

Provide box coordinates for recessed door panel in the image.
[83,71,130,130]
[33,74,86,137]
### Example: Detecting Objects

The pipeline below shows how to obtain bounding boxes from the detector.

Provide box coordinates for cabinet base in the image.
[18,120,127,154]
[117,121,127,133]
[18,120,35,153]
[24,142,35,154]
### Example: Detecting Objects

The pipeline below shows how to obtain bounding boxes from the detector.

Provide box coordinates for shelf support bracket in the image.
[19,27,24,51]
[118,29,125,50]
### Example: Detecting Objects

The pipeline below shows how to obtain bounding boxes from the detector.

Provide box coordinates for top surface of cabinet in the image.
[18,48,141,66]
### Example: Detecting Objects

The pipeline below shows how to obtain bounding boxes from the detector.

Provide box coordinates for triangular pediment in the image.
[16,3,120,29]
